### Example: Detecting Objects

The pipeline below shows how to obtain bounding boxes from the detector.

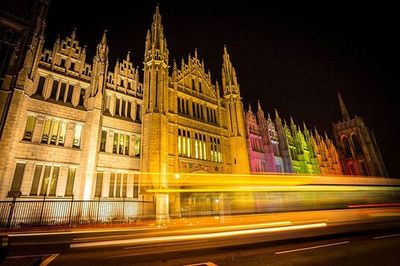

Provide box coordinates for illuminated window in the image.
[178,129,182,156]
[9,163,26,193]
[195,133,199,159]
[64,167,76,196]
[23,115,36,141]
[133,174,139,198]
[30,164,42,196]
[100,130,107,152]
[113,133,118,153]
[134,137,141,156]
[178,129,192,158]
[94,171,103,198]
[109,172,127,198]
[30,165,59,196]
[105,95,111,113]
[58,122,67,146]
[112,132,130,155]
[73,123,82,148]
[125,135,130,155]
[41,118,67,146]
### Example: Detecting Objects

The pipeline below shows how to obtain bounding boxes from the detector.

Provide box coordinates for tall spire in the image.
[222,45,239,95]
[144,4,168,63]
[338,92,350,121]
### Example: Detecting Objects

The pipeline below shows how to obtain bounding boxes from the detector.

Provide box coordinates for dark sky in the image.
[45,1,400,177]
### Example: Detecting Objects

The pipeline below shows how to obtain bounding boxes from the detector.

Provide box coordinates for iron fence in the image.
[0,196,155,230]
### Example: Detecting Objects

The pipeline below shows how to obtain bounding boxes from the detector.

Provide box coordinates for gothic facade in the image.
[245,106,343,176]
[0,3,387,216]
[333,93,387,176]
[0,5,251,208]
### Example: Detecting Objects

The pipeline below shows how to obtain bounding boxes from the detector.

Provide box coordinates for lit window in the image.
[134,137,141,156]
[31,165,60,196]
[23,115,36,141]
[73,123,82,148]
[100,130,107,152]
[65,167,76,197]
[9,163,26,193]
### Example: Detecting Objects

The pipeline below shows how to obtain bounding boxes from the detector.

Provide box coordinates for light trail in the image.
[147,185,399,193]
[70,222,327,248]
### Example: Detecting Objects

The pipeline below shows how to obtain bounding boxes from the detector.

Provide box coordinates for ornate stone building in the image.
[245,105,342,176]
[0,4,387,223]
[245,102,283,173]
[333,93,387,176]
[0,5,250,219]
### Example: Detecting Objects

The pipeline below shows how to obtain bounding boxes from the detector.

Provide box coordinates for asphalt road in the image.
[2,208,400,265]
[51,228,400,266]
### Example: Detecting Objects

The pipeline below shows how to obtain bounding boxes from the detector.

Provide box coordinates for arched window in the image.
[352,134,363,155]
[342,136,352,158]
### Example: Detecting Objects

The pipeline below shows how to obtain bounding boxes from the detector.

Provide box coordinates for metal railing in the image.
[0,196,155,230]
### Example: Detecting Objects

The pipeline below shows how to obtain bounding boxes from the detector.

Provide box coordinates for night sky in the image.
[45,1,400,177]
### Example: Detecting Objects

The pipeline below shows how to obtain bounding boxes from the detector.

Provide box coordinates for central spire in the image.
[338,92,350,121]
[145,4,168,63]
[222,45,239,95]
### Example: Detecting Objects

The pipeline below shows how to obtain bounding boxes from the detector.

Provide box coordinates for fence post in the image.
[68,195,74,227]
[6,197,17,229]
[96,197,101,223]
[39,195,46,226]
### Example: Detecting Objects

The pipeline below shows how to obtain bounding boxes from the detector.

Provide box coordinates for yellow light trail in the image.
[147,185,400,193]
[70,222,327,248]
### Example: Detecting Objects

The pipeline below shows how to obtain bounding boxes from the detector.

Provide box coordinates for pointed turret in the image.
[144,4,168,64]
[141,5,171,224]
[172,59,178,78]
[221,45,249,174]
[338,92,350,121]
[90,30,109,97]
[222,45,239,95]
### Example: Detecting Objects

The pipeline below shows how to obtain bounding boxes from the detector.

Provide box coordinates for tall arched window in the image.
[351,134,363,155]
[342,136,352,158]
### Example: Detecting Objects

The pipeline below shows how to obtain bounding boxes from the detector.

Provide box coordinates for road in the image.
[2,208,400,265]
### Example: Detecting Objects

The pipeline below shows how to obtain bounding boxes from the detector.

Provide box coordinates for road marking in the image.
[39,253,59,266]
[373,233,400,240]
[71,222,327,248]
[275,241,350,255]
